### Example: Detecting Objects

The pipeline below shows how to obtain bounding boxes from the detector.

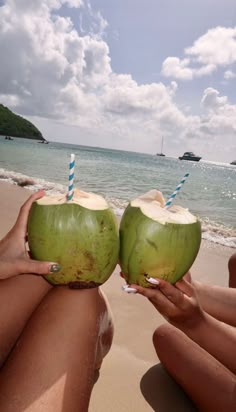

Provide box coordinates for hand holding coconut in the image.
[120,189,201,287]
[131,276,205,331]
[27,189,119,288]
[0,190,60,280]
[27,154,119,289]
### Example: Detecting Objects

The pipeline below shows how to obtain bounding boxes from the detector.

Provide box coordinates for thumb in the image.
[20,259,61,276]
[0,259,60,280]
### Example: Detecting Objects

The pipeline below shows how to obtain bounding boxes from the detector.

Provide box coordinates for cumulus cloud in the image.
[0,1,235,160]
[201,88,228,110]
[199,88,236,143]
[186,26,236,66]
[162,57,216,81]
[0,0,188,147]
[162,26,236,81]
[161,58,193,80]
[224,70,236,79]
[0,0,111,118]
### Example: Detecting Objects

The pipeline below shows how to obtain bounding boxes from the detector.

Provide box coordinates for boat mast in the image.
[161,136,164,154]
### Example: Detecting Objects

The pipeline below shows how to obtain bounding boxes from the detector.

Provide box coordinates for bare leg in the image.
[153,323,236,412]
[185,254,236,326]
[0,287,113,412]
[228,253,236,288]
[0,275,51,367]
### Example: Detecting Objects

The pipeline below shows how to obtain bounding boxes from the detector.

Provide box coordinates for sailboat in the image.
[156,137,165,157]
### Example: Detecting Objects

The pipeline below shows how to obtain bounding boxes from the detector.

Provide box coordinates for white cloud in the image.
[0,0,189,147]
[161,57,216,81]
[186,26,236,66]
[200,98,236,144]
[224,70,236,79]
[201,88,228,110]
[162,26,236,81]
[161,58,193,80]
[198,88,236,157]
[0,1,236,161]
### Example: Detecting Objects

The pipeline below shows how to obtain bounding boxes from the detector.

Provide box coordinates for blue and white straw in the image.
[67,153,75,201]
[165,173,189,208]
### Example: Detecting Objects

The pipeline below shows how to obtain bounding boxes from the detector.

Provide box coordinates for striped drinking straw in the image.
[67,154,75,201]
[165,173,189,208]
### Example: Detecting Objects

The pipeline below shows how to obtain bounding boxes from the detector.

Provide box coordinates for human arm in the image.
[193,280,236,327]
[0,190,60,280]
[132,279,236,374]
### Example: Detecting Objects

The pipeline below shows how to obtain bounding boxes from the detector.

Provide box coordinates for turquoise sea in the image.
[0,137,235,248]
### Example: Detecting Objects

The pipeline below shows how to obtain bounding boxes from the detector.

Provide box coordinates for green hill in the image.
[0,104,44,140]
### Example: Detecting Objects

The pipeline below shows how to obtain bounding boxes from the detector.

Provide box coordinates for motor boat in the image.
[179,152,201,162]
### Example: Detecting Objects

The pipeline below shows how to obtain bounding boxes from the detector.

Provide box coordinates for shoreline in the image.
[0,180,234,411]
[0,172,235,249]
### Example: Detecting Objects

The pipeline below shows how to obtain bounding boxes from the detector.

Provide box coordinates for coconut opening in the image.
[131,190,197,224]
[35,189,109,210]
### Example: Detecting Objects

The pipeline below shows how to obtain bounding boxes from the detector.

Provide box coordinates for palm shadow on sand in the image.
[140,363,197,412]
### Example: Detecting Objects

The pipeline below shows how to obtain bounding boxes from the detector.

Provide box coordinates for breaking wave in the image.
[0,168,235,249]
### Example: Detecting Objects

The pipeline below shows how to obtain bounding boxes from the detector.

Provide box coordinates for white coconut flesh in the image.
[35,189,109,211]
[131,190,197,225]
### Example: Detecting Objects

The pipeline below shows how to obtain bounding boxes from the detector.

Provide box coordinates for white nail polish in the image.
[122,285,129,290]
[122,286,137,294]
[147,277,159,285]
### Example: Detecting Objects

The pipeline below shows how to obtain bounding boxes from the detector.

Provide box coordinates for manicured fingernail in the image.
[122,285,129,290]
[122,285,137,294]
[147,277,159,285]
[50,264,61,273]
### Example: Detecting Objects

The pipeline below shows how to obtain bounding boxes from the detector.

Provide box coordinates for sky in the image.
[0,0,236,162]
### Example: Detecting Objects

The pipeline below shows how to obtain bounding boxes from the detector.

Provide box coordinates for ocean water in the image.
[0,137,235,248]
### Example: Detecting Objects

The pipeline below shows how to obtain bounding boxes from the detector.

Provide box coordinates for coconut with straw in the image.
[28,154,119,288]
[120,173,201,288]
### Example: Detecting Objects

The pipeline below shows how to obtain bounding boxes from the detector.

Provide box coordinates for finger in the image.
[175,278,194,298]
[0,260,18,279]
[17,259,61,276]
[183,271,192,283]
[157,279,185,306]
[147,277,160,285]
[122,285,137,294]
[130,284,159,299]
[14,190,46,235]
[0,259,58,280]
[130,284,175,314]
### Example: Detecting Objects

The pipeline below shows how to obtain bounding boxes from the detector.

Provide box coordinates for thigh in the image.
[0,274,51,367]
[229,253,236,288]
[153,323,236,412]
[0,286,113,412]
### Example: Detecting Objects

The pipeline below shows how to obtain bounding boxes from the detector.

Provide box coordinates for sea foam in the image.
[0,168,235,249]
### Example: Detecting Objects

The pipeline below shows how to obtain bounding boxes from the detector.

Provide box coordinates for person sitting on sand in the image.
[0,190,113,412]
[129,254,236,412]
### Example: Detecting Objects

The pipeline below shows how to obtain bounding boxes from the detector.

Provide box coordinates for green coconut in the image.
[119,190,201,286]
[28,189,119,288]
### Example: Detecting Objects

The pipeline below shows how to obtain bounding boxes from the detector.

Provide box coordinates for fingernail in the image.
[50,264,61,273]
[147,277,159,285]
[122,285,137,294]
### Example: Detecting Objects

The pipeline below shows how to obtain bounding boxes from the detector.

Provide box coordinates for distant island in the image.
[0,104,45,141]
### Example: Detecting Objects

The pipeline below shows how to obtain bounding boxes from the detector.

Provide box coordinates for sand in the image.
[0,181,234,412]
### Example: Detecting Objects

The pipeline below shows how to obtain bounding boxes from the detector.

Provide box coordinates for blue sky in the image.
[0,0,236,161]
[89,1,236,80]
[88,0,236,108]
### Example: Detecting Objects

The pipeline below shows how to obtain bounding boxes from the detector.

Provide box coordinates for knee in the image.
[228,253,236,287]
[228,253,236,275]
[152,323,179,357]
